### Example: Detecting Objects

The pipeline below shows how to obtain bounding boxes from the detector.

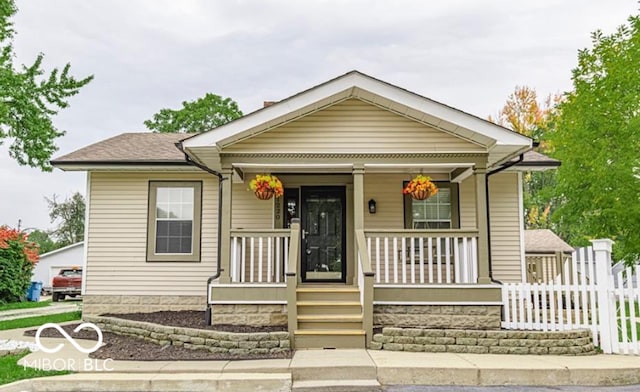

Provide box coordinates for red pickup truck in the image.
[52,267,82,302]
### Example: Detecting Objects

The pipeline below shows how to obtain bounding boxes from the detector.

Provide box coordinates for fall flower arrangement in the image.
[248,174,284,200]
[402,174,438,200]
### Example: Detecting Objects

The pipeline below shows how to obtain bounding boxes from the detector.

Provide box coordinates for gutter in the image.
[175,141,227,325]
[485,145,534,284]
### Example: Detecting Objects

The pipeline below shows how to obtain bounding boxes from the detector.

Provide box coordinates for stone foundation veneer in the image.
[374,305,501,330]
[371,327,596,355]
[211,304,288,327]
[85,315,291,356]
[82,295,207,315]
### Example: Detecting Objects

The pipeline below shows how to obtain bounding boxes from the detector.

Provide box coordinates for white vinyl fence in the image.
[502,239,640,355]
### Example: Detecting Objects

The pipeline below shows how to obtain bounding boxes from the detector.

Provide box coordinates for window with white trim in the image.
[147,181,202,262]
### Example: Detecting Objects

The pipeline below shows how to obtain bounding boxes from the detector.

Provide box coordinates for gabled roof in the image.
[513,150,560,171]
[182,70,532,165]
[51,133,193,167]
[524,230,574,254]
[38,241,84,259]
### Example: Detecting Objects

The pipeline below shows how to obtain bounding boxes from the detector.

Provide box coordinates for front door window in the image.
[301,186,346,282]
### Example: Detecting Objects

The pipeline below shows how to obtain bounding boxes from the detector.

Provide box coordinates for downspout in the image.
[485,145,534,284]
[175,142,226,325]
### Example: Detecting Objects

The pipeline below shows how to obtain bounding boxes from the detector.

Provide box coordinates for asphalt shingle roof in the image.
[524,229,574,254]
[51,133,193,164]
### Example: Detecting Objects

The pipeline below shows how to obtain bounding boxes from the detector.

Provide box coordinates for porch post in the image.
[474,162,491,284]
[219,165,233,284]
[353,164,365,230]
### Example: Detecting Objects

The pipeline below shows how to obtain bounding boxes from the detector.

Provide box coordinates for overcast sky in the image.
[1,0,638,231]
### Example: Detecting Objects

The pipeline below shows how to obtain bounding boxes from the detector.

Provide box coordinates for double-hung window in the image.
[147,181,202,262]
[404,182,459,229]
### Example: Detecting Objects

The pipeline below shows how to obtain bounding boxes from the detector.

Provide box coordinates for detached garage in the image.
[31,242,85,294]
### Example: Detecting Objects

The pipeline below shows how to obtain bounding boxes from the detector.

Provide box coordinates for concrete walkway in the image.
[2,325,640,391]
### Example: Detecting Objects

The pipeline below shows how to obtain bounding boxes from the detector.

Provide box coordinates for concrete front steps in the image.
[294,286,365,349]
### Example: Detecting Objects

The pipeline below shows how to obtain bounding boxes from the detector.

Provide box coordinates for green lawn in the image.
[0,301,51,312]
[0,311,82,331]
[617,300,640,341]
[0,351,69,386]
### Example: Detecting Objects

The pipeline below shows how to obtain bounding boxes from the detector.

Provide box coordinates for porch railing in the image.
[230,229,290,283]
[355,229,374,347]
[364,229,479,284]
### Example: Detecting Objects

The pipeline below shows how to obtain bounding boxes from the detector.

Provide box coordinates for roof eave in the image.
[51,160,195,172]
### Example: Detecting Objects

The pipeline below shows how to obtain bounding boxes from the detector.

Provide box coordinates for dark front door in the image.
[300,186,346,282]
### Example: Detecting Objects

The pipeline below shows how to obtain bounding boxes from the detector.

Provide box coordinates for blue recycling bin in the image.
[26,281,43,302]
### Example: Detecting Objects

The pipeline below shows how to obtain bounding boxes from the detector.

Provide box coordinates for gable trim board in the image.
[182,71,531,167]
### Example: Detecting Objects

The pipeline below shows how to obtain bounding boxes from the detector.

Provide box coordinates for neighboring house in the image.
[523,229,574,284]
[31,242,85,294]
[51,71,559,348]
[612,260,639,288]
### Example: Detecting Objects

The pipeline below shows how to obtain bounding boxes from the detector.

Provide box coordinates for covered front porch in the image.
[206,158,502,348]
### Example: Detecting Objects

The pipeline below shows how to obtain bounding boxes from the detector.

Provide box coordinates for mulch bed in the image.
[24,310,291,361]
[104,310,286,332]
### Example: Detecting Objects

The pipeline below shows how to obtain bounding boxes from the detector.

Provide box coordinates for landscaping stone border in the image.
[370,327,596,355]
[85,315,291,356]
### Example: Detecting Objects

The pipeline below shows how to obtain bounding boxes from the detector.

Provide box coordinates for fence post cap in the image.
[590,238,614,252]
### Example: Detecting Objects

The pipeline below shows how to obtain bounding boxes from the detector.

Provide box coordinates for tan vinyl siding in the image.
[225,99,485,154]
[459,177,477,230]
[489,172,523,282]
[231,182,273,229]
[364,174,407,229]
[86,172,218,296]
[363,173,474,231]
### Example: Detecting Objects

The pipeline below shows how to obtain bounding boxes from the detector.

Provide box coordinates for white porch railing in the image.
[230,229,290,283]
[364,230,479,284]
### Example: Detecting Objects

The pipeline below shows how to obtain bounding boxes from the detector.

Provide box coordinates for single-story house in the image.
[31,241,85,295]
[52,71,559,348]
[524,229,574,283]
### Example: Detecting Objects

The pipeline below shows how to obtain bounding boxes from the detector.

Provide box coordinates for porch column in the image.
[353,164,365,230]
[219,165,233,284]
[474,162,491,284]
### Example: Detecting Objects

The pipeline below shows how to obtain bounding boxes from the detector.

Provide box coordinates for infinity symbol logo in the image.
[35,323,103,354]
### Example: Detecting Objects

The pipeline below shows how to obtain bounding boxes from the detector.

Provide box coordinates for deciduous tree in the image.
[0,0,93,171]
[27,229,57,254]
[551,16,640,260]
[490,86,560,230]
[46,192,85,246]
[144,93,243,133]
